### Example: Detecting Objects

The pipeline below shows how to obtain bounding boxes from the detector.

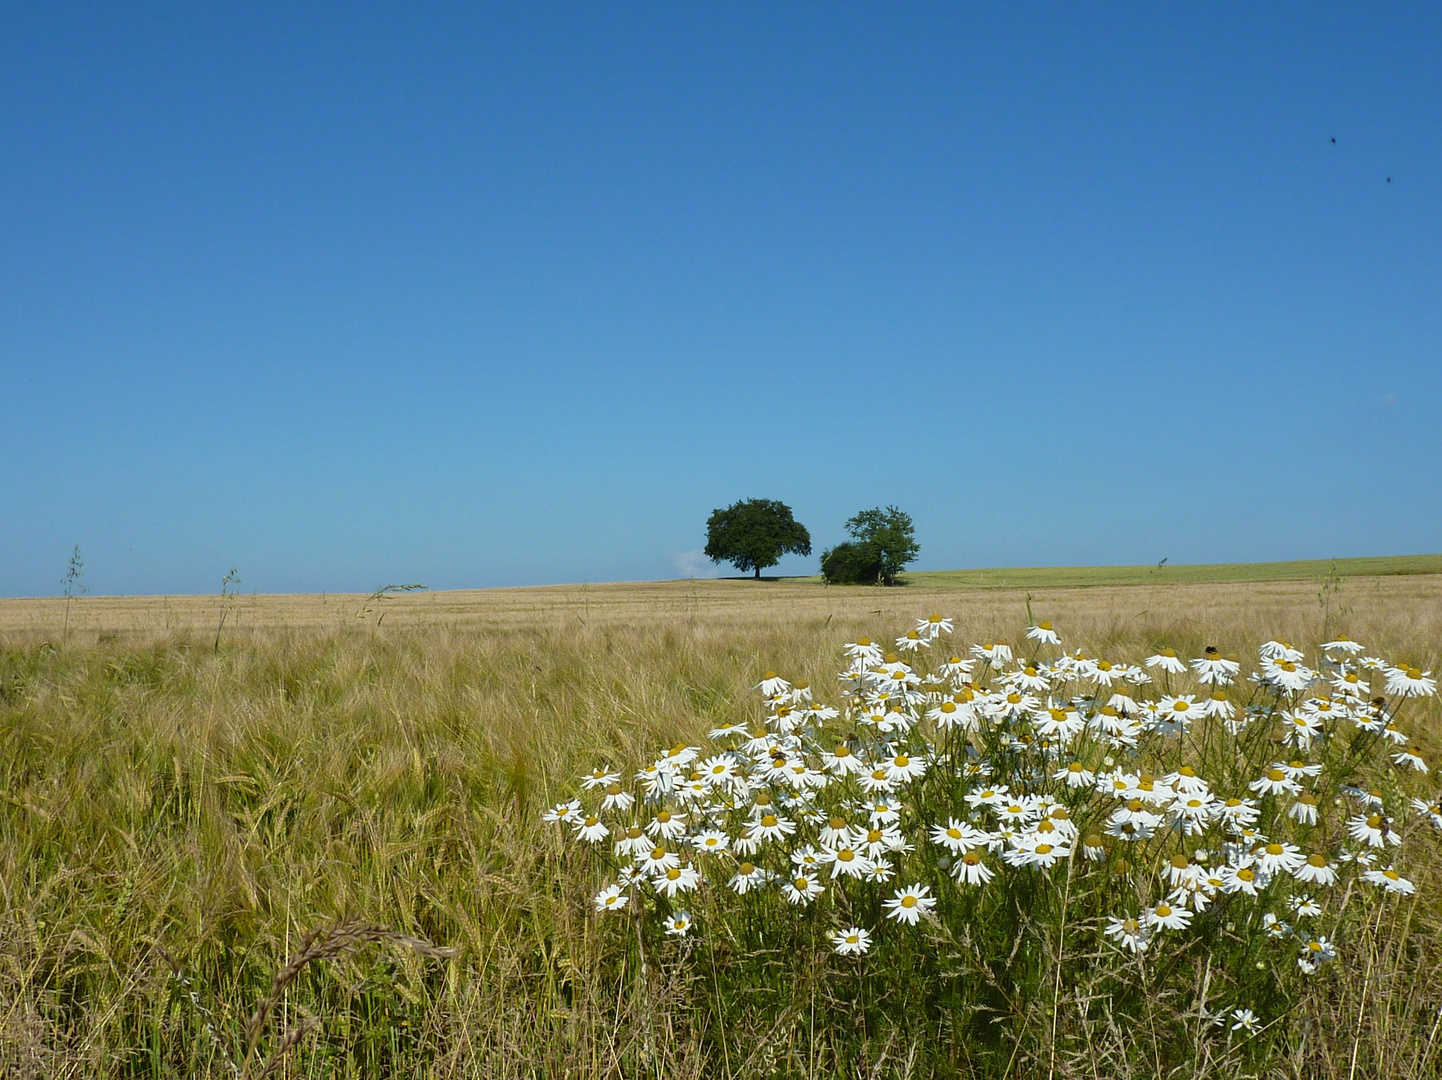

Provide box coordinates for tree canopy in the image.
[821,505,919,585]
[704,499,812,579]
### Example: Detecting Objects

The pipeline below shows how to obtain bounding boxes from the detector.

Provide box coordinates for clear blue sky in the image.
[2,4,1439,596]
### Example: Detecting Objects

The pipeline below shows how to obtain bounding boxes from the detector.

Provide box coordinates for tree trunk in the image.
[754,567,760,579]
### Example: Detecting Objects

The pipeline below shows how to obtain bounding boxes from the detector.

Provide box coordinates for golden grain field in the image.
[2,574,1439,1078]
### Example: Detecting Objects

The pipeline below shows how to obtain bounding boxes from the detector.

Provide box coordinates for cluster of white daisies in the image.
[546,617,1438,974]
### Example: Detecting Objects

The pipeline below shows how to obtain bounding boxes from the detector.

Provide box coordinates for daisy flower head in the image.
[755,671,790,696]
[895,629,929,653]
[1221,865,1261,896]
[580,767,622,790]
[543,799,582,825]
[1291,896,1323,919]
[823,845,873,879]
[884,751,927,783]
[573,815,609,844]
[1026,621,1061,646]
[1347,813,1399,848]
[1410,797,1442,830]
[931,818,982,853]
[1385,665,1437,698]
[1249,767,1301,797]
[971,641,1013,665]
[1103,915,1151,953]
[1393,749,1429,773]
[600,782,635,812]
[1261,639,1305,662]
[917,613,954,639]
[939,654,974,678]
[1146,902,1193,931]
[594,884,629,913]
[832,926,873,956]
[1361,866,1416,895]
[746,812,796,844]
[845,637,884,664]
[653,863,702,897]
[691,829,731,856]
[782,872,825,905]
[883,882,937,925]
[664,911,693,937]
[1262,658,1316,693]
[1297,936,1336,974]
[728,862,770,894]
[1255,841,1305,876]
[1230,1008,1259,1035]
[1191,647,1240,685]
[951,848,996,885]
[1289,793,1320,826]
[1292,853,1338,886]
[1323,635,1365,655]
[1144,648,1187,675]
[638,846,680,875]
[1055,761,1097,788]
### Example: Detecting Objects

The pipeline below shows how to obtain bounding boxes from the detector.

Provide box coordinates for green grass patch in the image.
[788,553,1442,589]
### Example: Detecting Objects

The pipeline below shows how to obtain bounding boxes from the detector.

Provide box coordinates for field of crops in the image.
[2,569,1440,1078]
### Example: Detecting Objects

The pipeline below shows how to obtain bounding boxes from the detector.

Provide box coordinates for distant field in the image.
[790,553,1442,589]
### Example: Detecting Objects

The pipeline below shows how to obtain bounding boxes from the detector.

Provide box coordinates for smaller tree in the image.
[825,506,919,586]
[704,499,812,579]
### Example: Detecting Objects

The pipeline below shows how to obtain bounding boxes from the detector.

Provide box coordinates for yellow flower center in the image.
[855,638,870,647]
[739,862,755,875]
[584,816,598,827]
[760,815,778,828]
[1035,843,1053,855]
[1155,905,1172,918]
[666,868,681,881]
[1171,855,1190,870]
[867,829,882,843]
[901,896,917,908]
[940,701,956,713]
[1267,769,1286,782]
[650,848,666,860]
[1407,667,1423,680]
[963,851,981,865]
[1007,692,1022,704]
[762,670,777,680]
[1384,870,1400,881]
[1367,815,1383,829]
[1265,843,1284,856]
[894,755,909,768]
[607,783,623,795]
[1237,868,1255,882]
[627,826,643,839]
[656,812,671,823]
[946,827,962,840]
[837,848,855,861]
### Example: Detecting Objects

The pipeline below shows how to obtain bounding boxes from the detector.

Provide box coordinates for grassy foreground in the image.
[2,574,1440,1078]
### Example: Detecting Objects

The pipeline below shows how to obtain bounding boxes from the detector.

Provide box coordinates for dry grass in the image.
[1,574,1439,1078]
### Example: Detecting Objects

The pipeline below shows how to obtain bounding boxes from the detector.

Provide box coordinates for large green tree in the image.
[827,505,918,586]
[704,498,812,579]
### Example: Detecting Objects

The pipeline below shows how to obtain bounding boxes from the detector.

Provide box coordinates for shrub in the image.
[820,541,882,585]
